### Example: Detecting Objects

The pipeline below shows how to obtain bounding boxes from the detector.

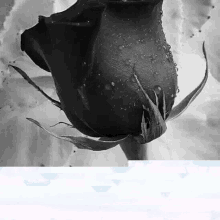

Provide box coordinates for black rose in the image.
[10,0,208,155]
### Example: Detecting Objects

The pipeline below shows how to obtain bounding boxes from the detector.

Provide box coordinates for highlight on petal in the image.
[167,41,208,121]
[26,117,129,151]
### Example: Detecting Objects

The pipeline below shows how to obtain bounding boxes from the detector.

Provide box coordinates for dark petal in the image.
[58,99,105,137]
[83,60,145,136]
[21,17,52,72]
[20,3,106,137]
[20,0,105,73]
[9,65,100,136]
[45,8,106,137]
[167,42,208,121]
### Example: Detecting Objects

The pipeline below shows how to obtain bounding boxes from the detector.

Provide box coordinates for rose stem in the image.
[120,136,148,160]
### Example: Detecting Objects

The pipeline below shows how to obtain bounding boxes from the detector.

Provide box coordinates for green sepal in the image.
[26,117,129,151]
[167,42,208,121]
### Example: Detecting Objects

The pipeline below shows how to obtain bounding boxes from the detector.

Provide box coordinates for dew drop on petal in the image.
[149,55,157,63]
[105,84,112,90]
[130,75,137,83]
[119,45,124,50]
[154,85,162,94]
[157,45,162,51]
[125,59,133,66]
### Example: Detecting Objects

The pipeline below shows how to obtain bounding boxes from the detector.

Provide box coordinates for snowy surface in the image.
[0,163,220,219]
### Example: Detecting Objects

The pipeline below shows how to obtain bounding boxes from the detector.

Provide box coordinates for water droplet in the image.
[111,82,115,86]
[153,71,159,76]
[149,55,157,63]
[166,53,173,63]
[105,84,112,90]
[130,75,136,83]
[125,59,133,66]
[154,85,162,94]
[119,45,124,50]
[139,38,145,44]
[157,45,162,51]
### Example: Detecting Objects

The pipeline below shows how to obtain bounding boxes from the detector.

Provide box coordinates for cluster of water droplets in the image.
[162,44,173,64]
[149,54,158,64]
[154,85,162,94]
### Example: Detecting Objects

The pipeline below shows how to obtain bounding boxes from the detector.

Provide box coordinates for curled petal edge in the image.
[167,41,208,121]
[26,118,129,151]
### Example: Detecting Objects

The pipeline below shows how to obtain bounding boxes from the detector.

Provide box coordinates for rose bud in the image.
[9,0,208,154]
